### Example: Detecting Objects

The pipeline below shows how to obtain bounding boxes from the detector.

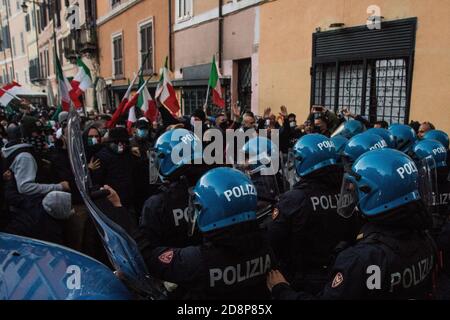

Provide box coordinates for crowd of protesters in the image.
[0,97,449,299]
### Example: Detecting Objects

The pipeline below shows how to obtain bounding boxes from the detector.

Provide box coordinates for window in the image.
[11,36,16,56]
[20,32,25,54]
[58,38,63,65]
[6,0,11,16]
[15,0,19,11]
[1,25,10,49]
[112,34,123,77]
[311,18,416,125]
[176,0,192,21]
[45,48,49,77]
[111,0,121,9]
[139,21,153,74]
[25,14,31,32]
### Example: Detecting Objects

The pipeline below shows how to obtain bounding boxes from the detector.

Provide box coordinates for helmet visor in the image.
[417,156,438,215]
[337,174,359,218]
[236,164,280,219]
[187,188,201,237]
[282,149,299,190]
[331,122,346,138]
[148,149,161,184]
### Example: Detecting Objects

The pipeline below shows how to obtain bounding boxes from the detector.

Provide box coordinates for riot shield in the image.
[67,110,166,299]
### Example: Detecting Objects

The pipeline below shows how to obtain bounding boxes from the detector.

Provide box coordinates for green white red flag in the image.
[155,57,180,116]
[70,57,92,108]
[208,55,225,108]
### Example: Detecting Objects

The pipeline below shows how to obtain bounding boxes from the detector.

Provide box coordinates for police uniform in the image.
[269,168,359,293]
[139,180,202,250]
[272,223,437,300]
[143,234,273,300]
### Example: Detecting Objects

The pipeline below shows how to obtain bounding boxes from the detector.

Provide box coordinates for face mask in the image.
[110,142,125,154]
[190,117,197,128]
[88,137,98,146]
[136,129,148,139]
[290,121,297,128]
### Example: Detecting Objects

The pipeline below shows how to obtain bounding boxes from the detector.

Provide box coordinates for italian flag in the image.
[70,57,92,109]
[155,57,180,116]
[208,55,225,108]
[0,82,26,106]
[136,74,158,123]
[106,74,138,128]
[55,54,73,112]
[127,105,137,133]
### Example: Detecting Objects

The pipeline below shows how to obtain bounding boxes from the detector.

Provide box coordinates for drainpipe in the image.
[218,0,223,70]
[168,0,173,70]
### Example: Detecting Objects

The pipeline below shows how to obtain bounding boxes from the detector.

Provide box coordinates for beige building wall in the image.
[259,0,450,132]
[97,0,169,89]
[173,0,262,113]
[0,0,29,88]
[0,3,13,85]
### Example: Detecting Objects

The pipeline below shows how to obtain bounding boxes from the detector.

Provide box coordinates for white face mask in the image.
[190,117,197,127]
[290,121,297,128]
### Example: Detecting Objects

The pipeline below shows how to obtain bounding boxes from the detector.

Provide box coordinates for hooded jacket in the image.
[2,143,63,195]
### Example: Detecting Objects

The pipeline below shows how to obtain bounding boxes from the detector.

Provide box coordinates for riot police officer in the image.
[389,124,417,153]
[138,128,209,252]
[366,127,396,149]
[332,120,366,139]
[140,167,273,299]
[409,139,450,298]
[423,130,450,169]
[267,149,437,299]
[268,134,359,294]
[341,133,388,167]
[241,136,283,217]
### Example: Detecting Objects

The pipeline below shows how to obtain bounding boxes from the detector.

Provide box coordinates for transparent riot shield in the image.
[67,110,166,299]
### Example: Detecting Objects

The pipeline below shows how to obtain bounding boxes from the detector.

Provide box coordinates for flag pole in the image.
[203,85,210,113]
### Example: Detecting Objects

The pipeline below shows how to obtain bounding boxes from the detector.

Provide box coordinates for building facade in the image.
[96,0,169,111]
[172,0,263,116]
[0,0,30,88]
[258,0,450,132]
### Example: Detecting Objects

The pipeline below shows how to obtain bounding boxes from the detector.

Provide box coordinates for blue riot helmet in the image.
[331,135,348,156]
[188,167,258,234]
[424,130,449,150]
[149,128,203,183]
[332,120,366,139]
[410,139,447,169]
[388,124,417,153]
[366,128,396,148]
[342,133,388,166]
[241,136,280,215]
[241,136,278,174]
[337,149,435,219]
[292,134,337,177]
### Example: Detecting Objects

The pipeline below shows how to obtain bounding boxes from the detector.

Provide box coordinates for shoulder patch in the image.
[331,272,344,288]
[158,250,174,264]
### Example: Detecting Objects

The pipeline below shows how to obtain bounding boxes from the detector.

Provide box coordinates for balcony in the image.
[63,36,77,61]
[29,59,45,83]
[79,26,97,54]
